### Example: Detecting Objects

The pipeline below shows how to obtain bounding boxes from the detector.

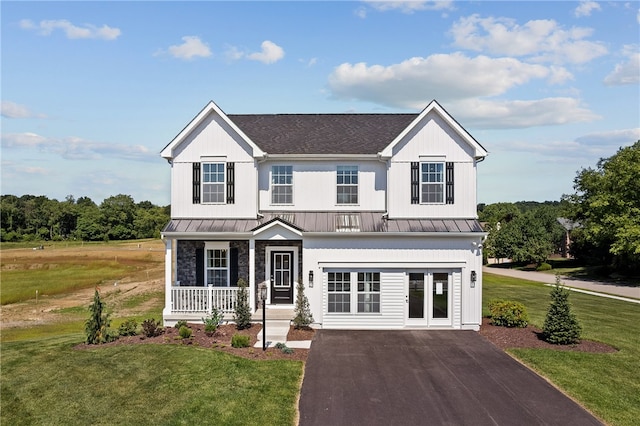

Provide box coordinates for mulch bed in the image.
[75,323,314,361]
[478,317,617,353]
[76,319,617,361]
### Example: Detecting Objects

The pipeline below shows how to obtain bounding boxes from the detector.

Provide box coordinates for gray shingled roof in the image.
[163,212,484,235]
[228,114,417,155]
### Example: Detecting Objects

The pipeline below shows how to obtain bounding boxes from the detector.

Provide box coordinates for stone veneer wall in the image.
[176,240,249,286]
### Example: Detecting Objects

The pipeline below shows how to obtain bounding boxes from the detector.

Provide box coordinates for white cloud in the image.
[450,15,607,64]
[1,132,155,162]
[226,40,285,64]
[604,46,640,85]
[246,40,285,64]
[1,101,47,119]
[328,53,568,108]
[364,1,454,14]
[19,19,120,40]
[575,1,601,18]
[166,36,211,60]
[575,128,640,146]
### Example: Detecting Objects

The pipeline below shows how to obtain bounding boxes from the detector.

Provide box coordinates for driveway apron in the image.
[299,330,602,426]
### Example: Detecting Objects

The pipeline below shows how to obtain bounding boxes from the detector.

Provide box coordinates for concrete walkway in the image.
[484,266,640,302]
[253,308,312,349]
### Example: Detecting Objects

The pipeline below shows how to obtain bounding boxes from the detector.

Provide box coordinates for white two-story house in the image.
[160,99,488,330]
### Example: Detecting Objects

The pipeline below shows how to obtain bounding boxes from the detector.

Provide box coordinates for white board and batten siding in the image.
[257,160,387,212]
[170,112,258,219]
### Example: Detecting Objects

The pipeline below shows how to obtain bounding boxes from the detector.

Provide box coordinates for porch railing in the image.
[171,286,239,314]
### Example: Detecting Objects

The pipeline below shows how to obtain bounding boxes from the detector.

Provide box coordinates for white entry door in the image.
[406,271,452,327]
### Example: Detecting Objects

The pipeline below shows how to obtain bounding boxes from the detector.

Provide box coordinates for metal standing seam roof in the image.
[162,212,485,234]
[227,114,418,155]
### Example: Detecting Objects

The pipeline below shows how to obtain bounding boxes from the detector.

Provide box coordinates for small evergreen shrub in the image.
[274,342,286,350]
[536,262,552,271]
[489,299,529,328]
[174,320,188,329]
[118,319,138,336]
[231,334,250,348]
[202,307,224,335]
[141,318,163,337]
[85,288,114,344]
[542,277,582,345]
[234,278,252,330]
[281,346,294,355]
[178,325,192,339]
[293,280,314,329]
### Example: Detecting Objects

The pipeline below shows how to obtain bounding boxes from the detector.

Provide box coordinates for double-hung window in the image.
[357,272,380,313]
[271,165,293,204]
[327,272,351,313]
[421,162,444,204]
[202,163,225,203]
[336,166,358,204]
[206,245,228,287]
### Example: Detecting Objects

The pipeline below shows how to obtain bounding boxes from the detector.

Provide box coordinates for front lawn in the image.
[1,335,303,426]
[484,273,640,426]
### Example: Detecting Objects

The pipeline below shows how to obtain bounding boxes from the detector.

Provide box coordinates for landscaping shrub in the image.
[488,299,529,328]
[293,280,314,329]
[203,306,225,334]
[178,325,192,339]
[174,320,188,329]
[141,318,163,337]
[234,278,252,330]
[542,277,582,344]
[231,334,250,348]
[118,319,138,336]
[85,288,115,344]
[536,262,552,271]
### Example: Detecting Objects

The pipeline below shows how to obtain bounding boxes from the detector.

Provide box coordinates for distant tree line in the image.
[0,194,170,242]
[479,140,639,275]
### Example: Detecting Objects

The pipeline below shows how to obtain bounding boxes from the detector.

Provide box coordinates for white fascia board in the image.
[264,154,380,161]
[318,261,468,269]
[304,232,488,238]
[252,220,303,237]
[160,100,265,161]
[379,100,488,160]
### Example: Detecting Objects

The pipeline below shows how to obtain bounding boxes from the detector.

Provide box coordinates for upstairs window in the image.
[336,166,358,204]
[421,162,444,204]
[203,163,225,203]
[271,165,293,204]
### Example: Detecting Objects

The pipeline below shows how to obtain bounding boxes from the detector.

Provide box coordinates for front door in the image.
[270,251,294,304]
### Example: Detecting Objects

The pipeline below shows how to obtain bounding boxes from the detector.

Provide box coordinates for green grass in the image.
[484,273,640,426]
[1,336,303,426]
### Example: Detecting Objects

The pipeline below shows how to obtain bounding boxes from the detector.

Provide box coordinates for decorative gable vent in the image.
[336,214,360,232]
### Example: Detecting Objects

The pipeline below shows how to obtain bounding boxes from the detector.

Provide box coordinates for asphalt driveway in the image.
[299,330,602,426]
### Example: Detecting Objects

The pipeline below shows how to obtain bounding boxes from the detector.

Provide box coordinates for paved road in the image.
[299,330,603,426]
[484,266,640,301]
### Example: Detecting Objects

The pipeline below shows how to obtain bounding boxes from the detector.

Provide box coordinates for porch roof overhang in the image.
[161,212,487,239]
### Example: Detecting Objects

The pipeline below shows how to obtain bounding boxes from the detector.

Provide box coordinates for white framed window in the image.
[327,272,351,313]
[357,272,380,313]
[271,165,293,204]
[421,162,444,204]
[337,165,358,204]
[202,163,225,203]
[205,243,229,287]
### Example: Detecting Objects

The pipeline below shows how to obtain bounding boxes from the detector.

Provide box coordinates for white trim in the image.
[318,261,467,269]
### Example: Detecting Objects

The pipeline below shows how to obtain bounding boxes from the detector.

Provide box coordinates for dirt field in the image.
[0,240,165,330]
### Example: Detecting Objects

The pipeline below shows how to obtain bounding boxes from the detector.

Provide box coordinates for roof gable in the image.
[380,100,488,159]
[160,101,265,160]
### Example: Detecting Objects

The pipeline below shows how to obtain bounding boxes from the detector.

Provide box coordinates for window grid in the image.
[206,249,228,287]
[202,163,225,203]
[337,166,358,204]
[327,272,351,313]
[357,272,380,313]
[421,162,444,204]
[271,165,293,204]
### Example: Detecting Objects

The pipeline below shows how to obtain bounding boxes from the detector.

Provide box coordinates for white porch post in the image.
[162,237,173,320]
[249,238,255,312]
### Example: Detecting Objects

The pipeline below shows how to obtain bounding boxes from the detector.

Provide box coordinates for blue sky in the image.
[2,1,639,206]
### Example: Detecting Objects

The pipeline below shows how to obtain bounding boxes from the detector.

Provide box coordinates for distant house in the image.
[160,100,488,330]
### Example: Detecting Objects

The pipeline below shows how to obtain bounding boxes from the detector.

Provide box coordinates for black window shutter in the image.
[226,162,235,204]
[193,162,201,204]
[195,247,204,286]
[410,162,420,204]
[229,247,238,286]
[446,162,454,204]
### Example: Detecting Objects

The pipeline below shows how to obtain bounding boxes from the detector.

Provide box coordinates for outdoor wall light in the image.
[470,270,477,288]
[309,270,314,288]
